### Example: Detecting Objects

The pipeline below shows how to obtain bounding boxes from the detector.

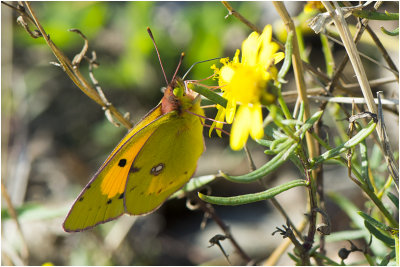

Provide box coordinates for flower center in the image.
[229,65,266,104]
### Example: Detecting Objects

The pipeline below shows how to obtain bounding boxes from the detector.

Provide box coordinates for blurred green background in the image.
[3,2,280,265]
[2,1,398,265]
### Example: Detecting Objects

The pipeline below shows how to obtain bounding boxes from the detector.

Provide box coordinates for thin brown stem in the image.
[270,198,303,241]
[195,194,252,264]
[1,181,29,264]
[221,1,261,34]
[263,218,308,265]
[22,1,132,129]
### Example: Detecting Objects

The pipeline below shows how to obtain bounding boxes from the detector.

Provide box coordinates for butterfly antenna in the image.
[171,52,185,83]
[147,27,169,85]
[182,57,221,80]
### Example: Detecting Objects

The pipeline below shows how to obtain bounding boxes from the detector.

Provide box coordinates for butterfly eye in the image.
[173,86,184,98]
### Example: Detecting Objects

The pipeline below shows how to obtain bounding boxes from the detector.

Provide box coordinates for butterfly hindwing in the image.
[124,101,204,215]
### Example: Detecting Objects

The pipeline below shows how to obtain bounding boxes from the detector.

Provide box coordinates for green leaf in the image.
[170,175,217,199]
[221,111,323,183]
[358,211,392,232]
[2,203,70,221]
[364,221,395,247]
[360,139,373,190]
[352,10,399,20]
[387,192,399,209]
[221,142,297,183]
[191,84,227,108]
[278,31,293,82]
[381,26,399,36]
[312,252,341,266]
[256,139,273,148]
[287,252,301,265]
[325,230,367,242]
[295,110,323,139]
[2,203,41,220]
[310,120,376,168]
[198,179,307,205]
[379,249,396,265]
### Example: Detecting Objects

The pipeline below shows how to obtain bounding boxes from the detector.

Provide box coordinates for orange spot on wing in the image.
[100,119,160,199]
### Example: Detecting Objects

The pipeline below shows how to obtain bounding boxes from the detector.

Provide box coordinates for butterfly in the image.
[63,32,205,232]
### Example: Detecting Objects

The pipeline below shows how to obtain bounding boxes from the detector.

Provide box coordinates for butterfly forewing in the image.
[63,106,172,232]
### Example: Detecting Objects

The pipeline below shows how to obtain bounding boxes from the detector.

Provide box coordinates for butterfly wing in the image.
[63,104,173,232]
[124,103,205,215]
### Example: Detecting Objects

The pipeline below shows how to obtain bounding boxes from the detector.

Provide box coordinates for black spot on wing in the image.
[107,199,112,204]
[118,159,127,167]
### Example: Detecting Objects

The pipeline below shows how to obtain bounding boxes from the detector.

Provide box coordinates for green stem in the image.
[320,34,334,77]
[395,234,399,265]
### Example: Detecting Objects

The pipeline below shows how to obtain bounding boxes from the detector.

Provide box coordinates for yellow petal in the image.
[209,105,226,138]
[273,52,285,64]
[230,105,251,150]
[225,97,236,124]
[233,49,240,63]
[241,31,259,66]
[259,42,280,67]
[249,104,264,140]
[260,25,272,44]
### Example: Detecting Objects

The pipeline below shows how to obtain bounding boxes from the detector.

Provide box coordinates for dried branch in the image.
[18,2,132,129]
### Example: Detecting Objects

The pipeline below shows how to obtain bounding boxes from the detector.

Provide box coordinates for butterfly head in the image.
[161,77,199,115]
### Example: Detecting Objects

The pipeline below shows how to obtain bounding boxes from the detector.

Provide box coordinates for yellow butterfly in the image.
[63,40,205,232]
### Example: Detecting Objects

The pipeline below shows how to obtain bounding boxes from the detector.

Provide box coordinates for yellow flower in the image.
[303,1,325,13]
[209,25,284,150]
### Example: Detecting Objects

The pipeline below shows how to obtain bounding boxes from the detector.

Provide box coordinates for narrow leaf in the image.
[358,211,392,232]
[352,10,399,20]
[287,253,301,265]
[256,139,273,148]
[360,139,373,190]
[170,175,216,199]
[310,120,376,168]
[278,31,293,82]
[381,26,399,36]
[325,230,367,242]
[198,179,307,205]
[379,249,396,265]
[191,84,227,108]
[364,221,395,247]
[296,110,323,139]
[387,192,399,209]
[222,142,297,183]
